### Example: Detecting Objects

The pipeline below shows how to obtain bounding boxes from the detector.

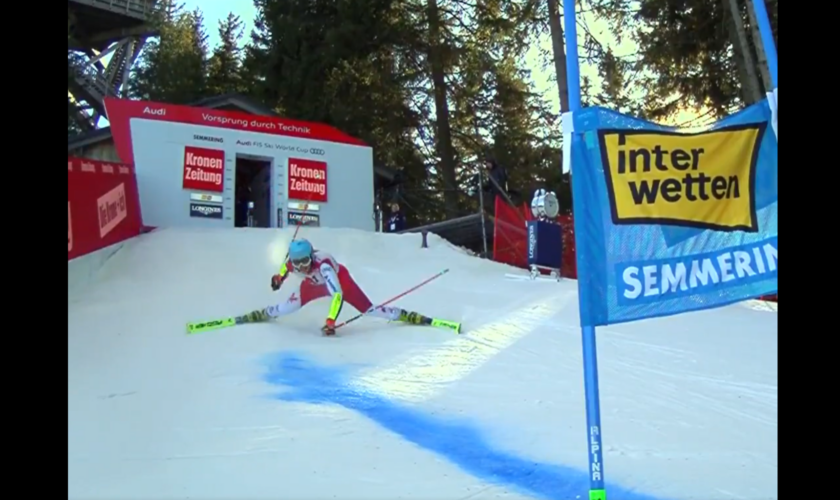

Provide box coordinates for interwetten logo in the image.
[599,123,766,232]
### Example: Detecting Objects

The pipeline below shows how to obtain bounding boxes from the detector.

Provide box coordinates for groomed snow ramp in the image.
[68,227,777,500]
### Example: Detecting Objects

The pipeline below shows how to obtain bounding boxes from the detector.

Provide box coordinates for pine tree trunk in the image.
[745,0,773,92]
[546,0,570,112]
[723,0,763,104]
[426,0,459,217]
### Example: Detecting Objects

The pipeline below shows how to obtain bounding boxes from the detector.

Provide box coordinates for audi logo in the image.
[310,148,325,156]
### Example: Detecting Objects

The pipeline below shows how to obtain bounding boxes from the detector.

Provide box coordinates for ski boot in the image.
[398,309,433,326]
[235,308,270,324]
[398,309,461,333]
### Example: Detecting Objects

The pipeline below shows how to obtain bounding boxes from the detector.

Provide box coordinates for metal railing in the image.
[72,0,155,19]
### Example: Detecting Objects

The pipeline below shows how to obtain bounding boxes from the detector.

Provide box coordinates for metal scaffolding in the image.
[68,0,158,131]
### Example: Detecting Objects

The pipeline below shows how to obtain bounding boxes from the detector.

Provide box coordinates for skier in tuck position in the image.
[235,239,460,335]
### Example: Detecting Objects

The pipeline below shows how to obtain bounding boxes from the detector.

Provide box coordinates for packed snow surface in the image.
[68,227,777,500]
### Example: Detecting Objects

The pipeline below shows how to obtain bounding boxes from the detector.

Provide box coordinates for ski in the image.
[431,318,462,334]
[186,317,237,334]
[186,313,460,335]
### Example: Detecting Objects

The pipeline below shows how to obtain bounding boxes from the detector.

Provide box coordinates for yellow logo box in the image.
[598,124,766,232]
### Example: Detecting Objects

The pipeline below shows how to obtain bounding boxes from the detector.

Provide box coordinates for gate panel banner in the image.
[571,100,778,326]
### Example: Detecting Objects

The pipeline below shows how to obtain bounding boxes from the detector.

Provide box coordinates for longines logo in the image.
[190,202,223,219]
[194,134,224,143]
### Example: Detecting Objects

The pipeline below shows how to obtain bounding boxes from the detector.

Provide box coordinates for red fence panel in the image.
[492,196,528,268]
[555,214,577,279]
[491,197,774,298]
[68,157,143,261]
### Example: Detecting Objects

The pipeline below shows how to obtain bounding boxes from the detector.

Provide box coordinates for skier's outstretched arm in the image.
[271,259,292,291]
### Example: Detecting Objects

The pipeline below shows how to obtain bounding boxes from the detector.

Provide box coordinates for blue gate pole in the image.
[561,2,606,500]
[750,0,777,88]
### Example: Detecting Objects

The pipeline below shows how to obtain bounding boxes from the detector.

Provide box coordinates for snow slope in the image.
[68,227,777,500]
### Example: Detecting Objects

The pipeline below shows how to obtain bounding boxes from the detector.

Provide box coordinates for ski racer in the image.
[235,239,459,335]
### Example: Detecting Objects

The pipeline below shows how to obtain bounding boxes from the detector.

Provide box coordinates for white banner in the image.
[190,192,223,204]
[287,201,320,211]
[561,111,574,174]
[767,88,778,138]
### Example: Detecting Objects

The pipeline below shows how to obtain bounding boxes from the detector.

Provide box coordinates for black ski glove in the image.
[271,274,284,291]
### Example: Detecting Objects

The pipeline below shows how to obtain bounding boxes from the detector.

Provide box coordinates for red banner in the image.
[68,157,143,261]
[183,145,225,192]
[492,196,529,268]
[288,157,328,202]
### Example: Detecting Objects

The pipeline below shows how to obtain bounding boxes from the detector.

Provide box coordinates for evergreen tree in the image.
[129,0,209,104]
[585,0,778,120]
[444,0,559,206]
[243,0,433,224]
[207,13,245,96]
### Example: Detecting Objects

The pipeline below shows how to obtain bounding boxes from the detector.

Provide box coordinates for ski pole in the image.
[336,268,450,329]
[278,200,311,273]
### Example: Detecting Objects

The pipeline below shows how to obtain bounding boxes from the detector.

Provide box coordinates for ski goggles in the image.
[291,256,312,269]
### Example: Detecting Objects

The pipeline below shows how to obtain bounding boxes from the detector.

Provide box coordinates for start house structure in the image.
[68,94,398,230]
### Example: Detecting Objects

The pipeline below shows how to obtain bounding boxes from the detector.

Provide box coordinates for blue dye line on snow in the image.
[263,352,667,500]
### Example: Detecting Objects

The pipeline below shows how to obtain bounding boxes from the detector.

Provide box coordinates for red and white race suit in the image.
[265,250,402,322]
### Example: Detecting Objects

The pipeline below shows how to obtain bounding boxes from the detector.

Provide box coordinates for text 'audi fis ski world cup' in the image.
[599,124,766,232]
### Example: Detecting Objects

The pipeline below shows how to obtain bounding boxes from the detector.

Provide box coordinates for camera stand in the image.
[529,264,562,282]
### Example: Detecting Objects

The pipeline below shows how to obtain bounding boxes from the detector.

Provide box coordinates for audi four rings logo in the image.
[309,148,325,156]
